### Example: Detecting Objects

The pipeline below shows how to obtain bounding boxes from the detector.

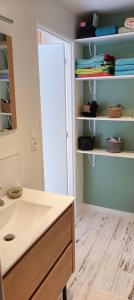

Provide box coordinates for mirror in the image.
[0,33,17,133]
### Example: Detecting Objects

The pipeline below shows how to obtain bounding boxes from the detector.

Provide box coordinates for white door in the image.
[38,44,68,195]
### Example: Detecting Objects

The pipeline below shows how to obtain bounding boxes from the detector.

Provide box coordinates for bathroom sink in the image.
[0,201,51,236]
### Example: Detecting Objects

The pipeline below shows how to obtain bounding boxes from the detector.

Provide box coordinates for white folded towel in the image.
[125,17,134,29]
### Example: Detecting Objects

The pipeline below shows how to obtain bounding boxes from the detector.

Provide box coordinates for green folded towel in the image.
[118,27,134,34]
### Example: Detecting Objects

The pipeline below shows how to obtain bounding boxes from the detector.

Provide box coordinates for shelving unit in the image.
[74,31,134,202]
[75,32,134,159]
[0,34,17,131]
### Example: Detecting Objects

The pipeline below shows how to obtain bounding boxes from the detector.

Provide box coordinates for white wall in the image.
[0,0,76,191]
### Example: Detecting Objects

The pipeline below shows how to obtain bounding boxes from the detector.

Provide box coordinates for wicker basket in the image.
[0,100,11,113]
[106,138,123,153]
[107,107,122,118]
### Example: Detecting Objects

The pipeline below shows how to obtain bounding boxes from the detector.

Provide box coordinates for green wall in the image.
[83,12,134,212]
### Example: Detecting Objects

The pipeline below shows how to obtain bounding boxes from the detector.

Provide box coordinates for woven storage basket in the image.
[107,107,122,118]
[1,100,11,113]
[106,138,123,153]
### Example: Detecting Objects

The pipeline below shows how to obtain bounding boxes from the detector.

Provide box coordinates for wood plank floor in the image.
[66,204,134,300]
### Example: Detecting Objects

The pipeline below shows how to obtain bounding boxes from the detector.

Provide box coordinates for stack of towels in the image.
[0,69,9,80]
[115,58,134,76]
[95,25,118,37]
[118,17,134,34]
[75,53,115,78]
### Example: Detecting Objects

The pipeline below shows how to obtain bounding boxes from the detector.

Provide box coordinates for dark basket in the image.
[106,138,123,153]
[78,136,95,151]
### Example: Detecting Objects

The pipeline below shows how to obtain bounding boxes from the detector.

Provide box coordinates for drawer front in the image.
[4,206,72,300]
[32,244,73,300]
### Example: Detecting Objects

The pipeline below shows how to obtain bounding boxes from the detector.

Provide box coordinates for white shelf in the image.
[76,116,134,122]
[0,78,9,82]
[75,32,134,46]
[75,75,134,81]
[77,149,134,159]
[0,112,12,116]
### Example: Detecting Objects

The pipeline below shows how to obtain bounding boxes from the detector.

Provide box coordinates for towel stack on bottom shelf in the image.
[115,58,134,76]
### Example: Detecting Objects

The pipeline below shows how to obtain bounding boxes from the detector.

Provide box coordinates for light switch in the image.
[31,131,37,151]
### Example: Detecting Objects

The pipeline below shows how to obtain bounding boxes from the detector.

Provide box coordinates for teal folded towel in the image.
[115,70,134,76]
[116,58,134,66]
[115,65,134,71]
[95,25,118,37]
[76,54,104,69]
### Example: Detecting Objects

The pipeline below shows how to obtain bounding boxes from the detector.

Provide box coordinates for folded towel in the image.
[115,65,134,71]
[115,58,134,66]
[95,25,118,37]
[76,54,114,69]
[118,27,134,34]
[75,65,114,75]
[115,70,134,76]
[77,72,112,78]
[125,17,134,29]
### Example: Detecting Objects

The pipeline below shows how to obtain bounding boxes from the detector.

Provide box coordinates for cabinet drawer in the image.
[32,244,73,300]
[3,206,72,300]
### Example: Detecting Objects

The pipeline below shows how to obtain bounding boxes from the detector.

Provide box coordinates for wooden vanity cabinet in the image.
[3,204,75,300]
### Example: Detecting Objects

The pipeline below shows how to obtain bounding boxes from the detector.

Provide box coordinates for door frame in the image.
[37,25,75,196]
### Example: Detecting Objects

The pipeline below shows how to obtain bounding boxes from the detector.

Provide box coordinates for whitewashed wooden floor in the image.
[66,204,134,300]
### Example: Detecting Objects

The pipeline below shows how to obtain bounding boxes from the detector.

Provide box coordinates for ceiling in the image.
[59,0,134,14]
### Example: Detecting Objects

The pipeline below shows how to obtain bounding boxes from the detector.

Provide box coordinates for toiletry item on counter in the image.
[77,13,99,39]
[7,186,23,199]
[78,136,95,151]
[95,25,118,37]
[107,105,122,118]
[82,101,98,117]
[106,137,123,153]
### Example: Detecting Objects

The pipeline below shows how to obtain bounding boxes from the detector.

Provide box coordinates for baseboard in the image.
[79,202,134,218]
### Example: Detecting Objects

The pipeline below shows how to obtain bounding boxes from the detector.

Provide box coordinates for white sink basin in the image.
[0,188,74,276]
[0,201,51,235]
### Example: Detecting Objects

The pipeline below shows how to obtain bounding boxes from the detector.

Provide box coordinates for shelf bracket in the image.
[89,120,96,136]
[89,81,93,99]
[88,154,96,168]
[88,42,92,57]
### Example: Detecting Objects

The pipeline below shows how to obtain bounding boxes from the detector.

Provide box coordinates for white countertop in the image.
[0,188,75,276]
